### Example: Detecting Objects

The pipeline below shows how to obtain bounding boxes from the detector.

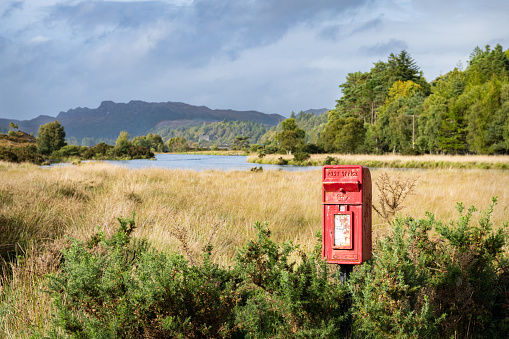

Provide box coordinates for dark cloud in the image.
[2,1,23,18]
[191,0,371,49]
[44,0,372,67]
[357,39,408,56]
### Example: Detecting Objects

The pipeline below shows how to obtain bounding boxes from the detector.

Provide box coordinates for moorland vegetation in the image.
[1,42,509,338]
[0,162,508,337]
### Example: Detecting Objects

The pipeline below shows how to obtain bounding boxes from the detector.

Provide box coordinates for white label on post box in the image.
[334,214,352,248]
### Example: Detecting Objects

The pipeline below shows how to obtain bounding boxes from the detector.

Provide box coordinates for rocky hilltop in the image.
[0,100,285,141]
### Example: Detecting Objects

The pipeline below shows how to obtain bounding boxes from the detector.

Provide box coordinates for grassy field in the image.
[249,153,509,169]
[0,160,508,336]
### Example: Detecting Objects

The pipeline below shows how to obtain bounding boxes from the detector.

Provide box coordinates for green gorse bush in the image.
[40,198,508,338]
[349,197,509,338]
[43,218,349,338]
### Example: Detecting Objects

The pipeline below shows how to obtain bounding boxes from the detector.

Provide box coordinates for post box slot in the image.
[323,179,360,192]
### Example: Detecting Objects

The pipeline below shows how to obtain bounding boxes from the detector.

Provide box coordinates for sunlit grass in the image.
[0,160,508,336]
[252,153,509,163]
[249,153,509,169]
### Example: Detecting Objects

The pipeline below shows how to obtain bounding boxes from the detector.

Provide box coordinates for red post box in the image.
[322,165,372,265]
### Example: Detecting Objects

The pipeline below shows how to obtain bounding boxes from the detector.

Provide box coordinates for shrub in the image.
[250,144,263,153]
[128,145,154,159]
[350,197,509,338]
[264,143,283,154]
[322,156,339,165]
[232,222,350,338]
[401,147,423,156]
[82,142,112,159]
[276,157,288,165]
[50,145,82,159]
[302,143,325,154]
[0,147,18,162]
[45,218,350,338]
[293,151,310,162]
[372,171,417,224]
[0,145,44,164]
[43,198,509,338]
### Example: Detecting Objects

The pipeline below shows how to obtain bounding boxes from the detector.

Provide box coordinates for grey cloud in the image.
[178,0,372,65]
[47,1,178,29]
[43,0,373,67]
[348,15,384,36]
[318,15,383,42]
[2,1,23,18]
[318,25,342,41]
[357,39,408,56]
[0,36,8,53]
[191,0,371,48]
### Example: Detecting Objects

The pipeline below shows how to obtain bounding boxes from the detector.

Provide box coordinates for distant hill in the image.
[0,101,285,142]
[0,115,55,135]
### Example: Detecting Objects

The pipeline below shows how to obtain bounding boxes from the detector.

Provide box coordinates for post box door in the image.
[332,211,353,249]
[322,204,364,264]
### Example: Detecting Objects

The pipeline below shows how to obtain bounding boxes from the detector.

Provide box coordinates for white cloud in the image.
[29,35,51,44]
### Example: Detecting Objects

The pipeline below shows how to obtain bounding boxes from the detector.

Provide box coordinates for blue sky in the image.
[1,0,508,120]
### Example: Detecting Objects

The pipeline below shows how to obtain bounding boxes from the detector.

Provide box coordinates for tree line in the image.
[320,44,509,155]
[155,120,271,149]
[166,43,508,157]
[0,121,158,164]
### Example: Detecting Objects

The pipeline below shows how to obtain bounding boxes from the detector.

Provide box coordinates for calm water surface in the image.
[98,154,321,172]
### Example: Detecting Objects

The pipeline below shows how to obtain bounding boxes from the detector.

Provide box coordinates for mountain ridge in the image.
[0,100,286,141]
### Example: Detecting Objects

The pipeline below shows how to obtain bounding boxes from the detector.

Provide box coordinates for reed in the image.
[0,160,508,336]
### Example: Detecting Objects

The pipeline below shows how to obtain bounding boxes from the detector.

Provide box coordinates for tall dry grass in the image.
[253,153,509,164]
[0,160,508,337]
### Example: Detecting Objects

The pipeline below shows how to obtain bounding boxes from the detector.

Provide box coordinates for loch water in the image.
[49,154,322,172]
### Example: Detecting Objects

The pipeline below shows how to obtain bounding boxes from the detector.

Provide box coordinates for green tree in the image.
[276,118,305,154]
[417,96,446,153]
[333,50,429,129]
[467,44,509,85]
[321,117,366,153]
[36,120,67,155]
[146,133,165,152]
[334,70,385,125]
[114,131,130,156]
[369,80,425,153]
[231,136,250,150]
[422,69,468,153]
[166,136,189,152]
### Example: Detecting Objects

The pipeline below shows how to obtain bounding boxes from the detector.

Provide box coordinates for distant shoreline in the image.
[248,153,509,170]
